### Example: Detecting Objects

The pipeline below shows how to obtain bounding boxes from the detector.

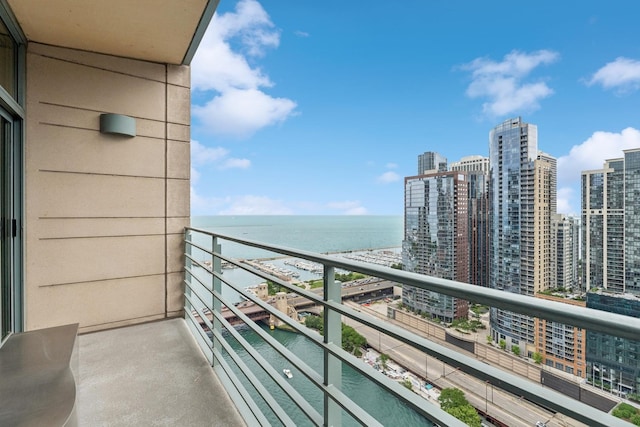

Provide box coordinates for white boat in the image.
[283,368,293,379]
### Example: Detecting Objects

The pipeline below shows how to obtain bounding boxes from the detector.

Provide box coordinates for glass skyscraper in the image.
[417,151,447,175]
[488,117,556,352]
[583,149,640,396]
[402,171,469,322]
[452,156,490,288]
[581,151,640,293]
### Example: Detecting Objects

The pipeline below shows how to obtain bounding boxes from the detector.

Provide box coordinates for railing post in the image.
[184,229,192,318]
[212,236,222,369]
[323,265,342,426]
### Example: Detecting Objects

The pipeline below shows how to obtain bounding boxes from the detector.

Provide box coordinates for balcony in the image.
[76,318,246,426]
[184,227,639,427]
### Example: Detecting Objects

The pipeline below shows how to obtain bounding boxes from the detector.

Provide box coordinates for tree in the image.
[512,345,520,356]
[342,324,367,357]
[378,353,390,370]
[401,378,413,390]
[438,388,481,427]
[335,272,365,282]
[438,388,467,411]
[486,335,492,344]
[304,314,323,334]
[267,280,287,295]
[532,352,543,364]
[499,339,506,350]
[304,314,367,356]
[447,405,482,427]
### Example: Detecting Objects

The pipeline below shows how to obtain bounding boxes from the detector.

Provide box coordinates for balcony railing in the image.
[184,226,637,427]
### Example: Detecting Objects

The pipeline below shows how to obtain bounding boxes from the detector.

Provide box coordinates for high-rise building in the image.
[582,149,640,395]
[582,158,625,292]
[551,214,580,290]
[488,117,556,353]
[534,293,586,378]
[586,291,640,396]
[451,155,490,174]
[402,171,469,322]
[534,215,582,378]
[417,151,447,175]
[534,152,557,294]
[452,156,490,288]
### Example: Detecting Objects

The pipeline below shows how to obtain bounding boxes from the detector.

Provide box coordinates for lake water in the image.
[191,215,404,259]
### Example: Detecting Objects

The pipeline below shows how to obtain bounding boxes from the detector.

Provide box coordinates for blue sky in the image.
[190,0,640,216]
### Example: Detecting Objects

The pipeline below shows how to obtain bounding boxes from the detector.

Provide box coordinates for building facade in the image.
[582,158,625,292]
[551,214,580,290]
[582,149,640,396]
[488,117,556,353]
[452,156,490,288]
[586,291,640,395]
[0,1,217,337]
[534,293,586,378]
[451,155,490,175]
[417,151,447,175]
[402,171,469,322]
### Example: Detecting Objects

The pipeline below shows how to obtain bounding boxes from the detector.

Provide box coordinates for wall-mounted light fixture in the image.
[99,113,136,137]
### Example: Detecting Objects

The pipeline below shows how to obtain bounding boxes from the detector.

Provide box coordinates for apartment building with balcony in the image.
[582,149,640,396]
[551,213,580,290]
[488,118,557,355]
[534,293,586,378]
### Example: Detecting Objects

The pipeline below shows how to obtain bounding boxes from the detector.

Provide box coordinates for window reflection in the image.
[0,18,15,98]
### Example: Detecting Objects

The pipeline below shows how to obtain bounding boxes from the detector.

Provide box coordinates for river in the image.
[225,324,434,426]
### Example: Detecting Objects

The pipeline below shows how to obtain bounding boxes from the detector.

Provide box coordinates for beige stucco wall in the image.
[24,43,190,332]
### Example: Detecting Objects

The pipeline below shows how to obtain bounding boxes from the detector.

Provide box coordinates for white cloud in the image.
[386,163,398,169]
[461,50,559,117]
[556,127,640,214]
[586,57,640,93]
[327,200,368,215]
[191,140,229,165]
[191,167,201,184]
[377,171,400,183]
[191,0,297,137]
[191,186,227,215]
[556,187,574,216]
[294,30,310,38]
[221,158,251,169]
[219,195,293,215]
[193,88,297,138]
[191,140,251,170]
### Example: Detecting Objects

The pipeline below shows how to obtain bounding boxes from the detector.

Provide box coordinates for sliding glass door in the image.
[0,111,10,341]
[0,7,24,342]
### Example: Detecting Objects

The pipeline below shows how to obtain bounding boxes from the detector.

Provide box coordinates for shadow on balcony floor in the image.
[77,318,245,426]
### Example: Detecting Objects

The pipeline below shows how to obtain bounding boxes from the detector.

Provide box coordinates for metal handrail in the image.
[184,226,632,427]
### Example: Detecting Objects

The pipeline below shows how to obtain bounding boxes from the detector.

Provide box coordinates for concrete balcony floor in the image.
[77,318,245,426]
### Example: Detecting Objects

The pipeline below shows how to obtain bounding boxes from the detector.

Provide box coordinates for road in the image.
[342,302,587,427]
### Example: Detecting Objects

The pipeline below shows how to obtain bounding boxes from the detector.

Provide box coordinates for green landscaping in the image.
[612,402,640,426]
[438,388,482,427]
[304,313,367,357]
